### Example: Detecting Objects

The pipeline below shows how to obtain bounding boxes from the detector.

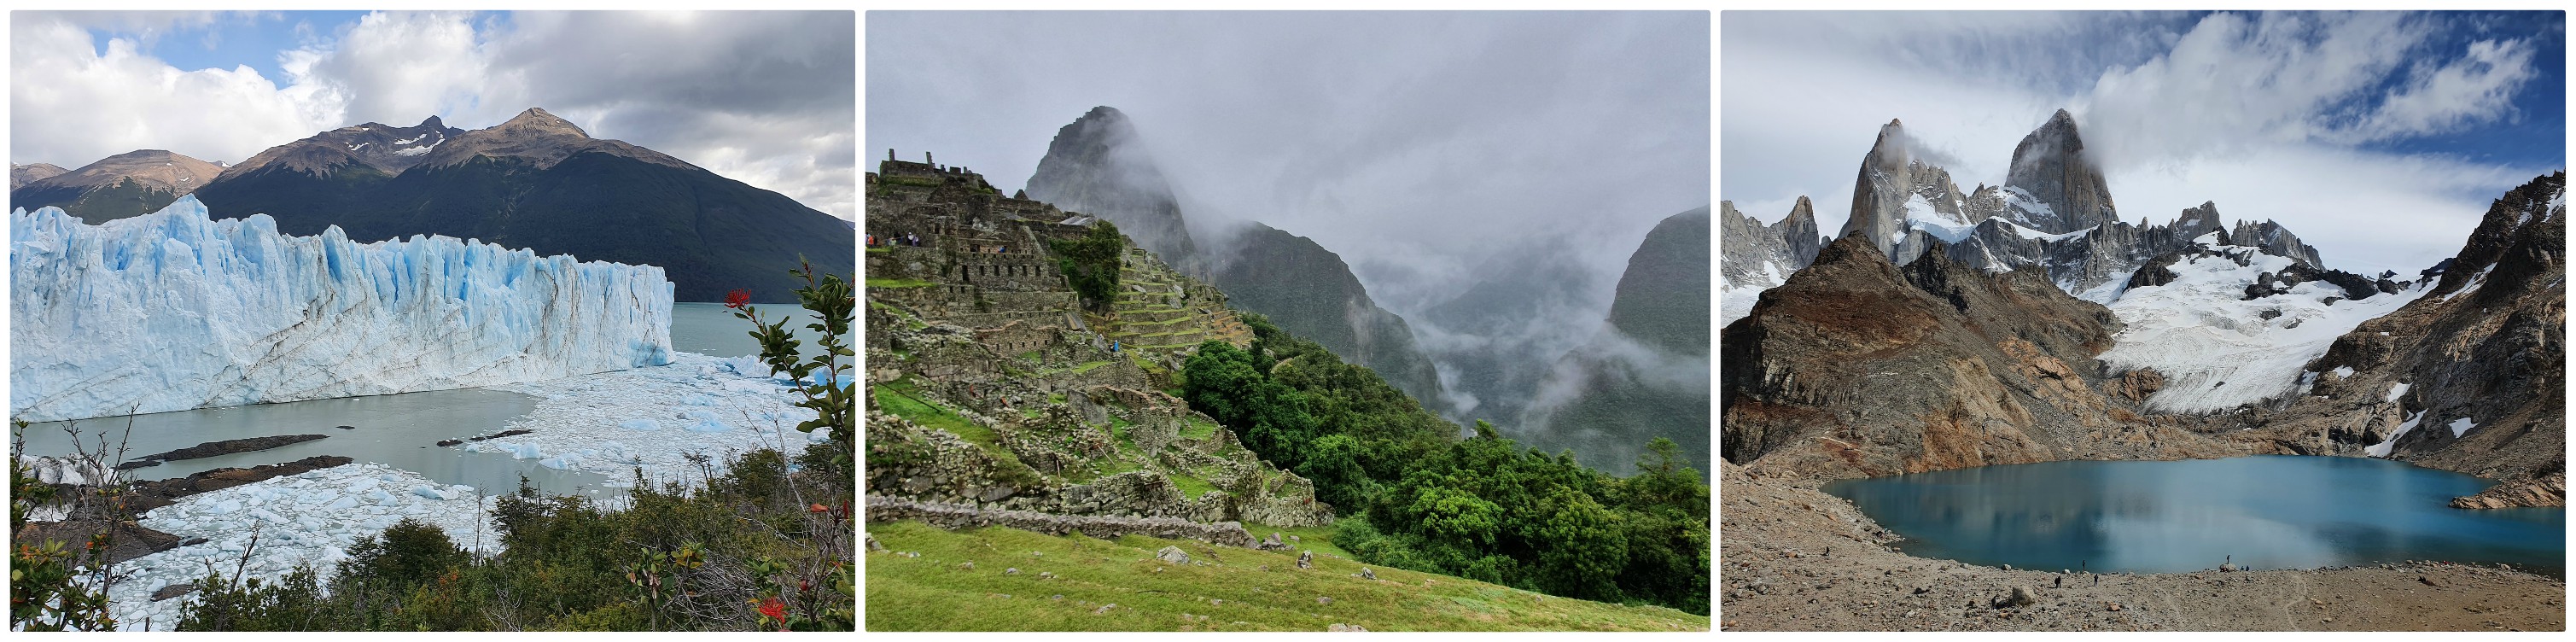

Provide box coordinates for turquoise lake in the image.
[1821,456,2566,575]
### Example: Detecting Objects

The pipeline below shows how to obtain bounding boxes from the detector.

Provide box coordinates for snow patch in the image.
[2365,410,2427,458]
[2100,242,2430,414]
[2385,382,2410,403]
[2448,417,2476,438]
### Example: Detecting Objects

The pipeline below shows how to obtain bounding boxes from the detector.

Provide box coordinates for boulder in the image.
[1156,546,1191,564]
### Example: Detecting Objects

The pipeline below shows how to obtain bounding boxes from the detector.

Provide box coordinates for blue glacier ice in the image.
[11,196,673,422]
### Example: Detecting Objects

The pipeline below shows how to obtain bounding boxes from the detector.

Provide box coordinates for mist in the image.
[868,11,1711,429]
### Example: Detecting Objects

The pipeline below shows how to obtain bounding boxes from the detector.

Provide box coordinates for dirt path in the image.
[1717,462,2565,631]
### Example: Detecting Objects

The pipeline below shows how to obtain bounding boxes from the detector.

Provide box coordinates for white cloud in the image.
[9,16,335,167]
[11,10,854,219]
[2345,38,2538,143]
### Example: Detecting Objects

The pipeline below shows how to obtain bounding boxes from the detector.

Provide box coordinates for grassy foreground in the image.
[864,521,1707,632]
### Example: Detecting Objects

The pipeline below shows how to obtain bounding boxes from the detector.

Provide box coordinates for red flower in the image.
[808,503,829,514]
[757,597,788,624]
[725,289,752,309]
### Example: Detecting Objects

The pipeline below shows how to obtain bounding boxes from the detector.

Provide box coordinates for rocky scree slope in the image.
[2241,172,2567,508]
[1720,234,2236,480]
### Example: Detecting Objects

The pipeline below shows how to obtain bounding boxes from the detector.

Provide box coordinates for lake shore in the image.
[1719,460,2567,632]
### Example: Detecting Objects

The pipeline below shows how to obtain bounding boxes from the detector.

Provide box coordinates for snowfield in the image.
[2099,240,2427,414]
[11,196,673,422]
[471,352,823,487]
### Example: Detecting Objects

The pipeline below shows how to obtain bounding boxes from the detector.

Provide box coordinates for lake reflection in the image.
[1821,456,2564,574]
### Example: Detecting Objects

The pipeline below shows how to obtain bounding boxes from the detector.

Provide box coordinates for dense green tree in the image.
[1049,220,1125,309]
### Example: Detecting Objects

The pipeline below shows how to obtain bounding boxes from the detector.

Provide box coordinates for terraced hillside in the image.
[864,157,1320,528]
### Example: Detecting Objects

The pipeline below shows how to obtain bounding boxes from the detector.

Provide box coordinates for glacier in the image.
[2097,236,2427,415]
[11,196,673,422]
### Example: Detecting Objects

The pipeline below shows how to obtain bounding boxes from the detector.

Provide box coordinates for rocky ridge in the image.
[1721,199,1823,327]
[2240,172,2566,507]
[1719,234,2236,480]
[1833,111,2325,301]
[9,150,225,223]
[12,162,67,190]
[221,116,466,178]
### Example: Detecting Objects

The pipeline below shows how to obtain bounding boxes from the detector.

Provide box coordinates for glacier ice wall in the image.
[12,196,673,422]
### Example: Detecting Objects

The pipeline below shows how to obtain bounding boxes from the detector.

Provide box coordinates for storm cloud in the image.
[865,11,1710,323]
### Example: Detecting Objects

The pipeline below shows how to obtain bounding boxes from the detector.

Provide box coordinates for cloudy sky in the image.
[867,11,1709,315]
[12,10,858,219]
[1723,10,2564,275]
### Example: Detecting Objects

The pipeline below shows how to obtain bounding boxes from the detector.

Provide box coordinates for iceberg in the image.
[11,196,673,422]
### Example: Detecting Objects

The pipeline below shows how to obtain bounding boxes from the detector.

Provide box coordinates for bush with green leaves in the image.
[1175,314,1707,614]
[1048,220,1124,309]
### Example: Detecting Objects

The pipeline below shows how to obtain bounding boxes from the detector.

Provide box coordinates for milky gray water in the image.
[1824,456,2565,575]
[13,302,814,498]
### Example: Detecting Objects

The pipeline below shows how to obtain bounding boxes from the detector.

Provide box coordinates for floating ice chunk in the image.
[682,394,718,406]
[411,485,448,500]
[685,418,732,433]
[620,418,662,431]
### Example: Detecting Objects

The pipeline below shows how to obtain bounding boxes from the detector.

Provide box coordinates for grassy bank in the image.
[863,520,1706,632]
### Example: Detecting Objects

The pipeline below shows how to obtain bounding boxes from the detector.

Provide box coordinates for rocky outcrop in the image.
[1830,110,2316,301]
[2247,172,2564,501]
[1720,235,2235,479]
[1208,223,1447,406]
[2000,109,2118,233]
[124,455,357,513]
[115,435,330,470]
[2450,469,2565,509]
[1025,106,1201,267]
[1722,200,1824,294]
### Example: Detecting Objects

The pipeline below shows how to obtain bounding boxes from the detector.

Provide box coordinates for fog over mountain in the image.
[870,12,1710,435]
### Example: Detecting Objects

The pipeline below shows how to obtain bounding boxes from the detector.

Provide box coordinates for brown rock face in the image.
[421,108,696,172]
[1720,235,2234,479]
[2450,469,2565,509]
[12,162,67,190]
[2250,172,2564,500]
[27,149,223,195]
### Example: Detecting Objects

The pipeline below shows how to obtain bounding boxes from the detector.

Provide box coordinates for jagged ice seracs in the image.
[11,196,673,422]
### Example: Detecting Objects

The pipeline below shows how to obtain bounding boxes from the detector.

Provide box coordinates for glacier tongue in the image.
[11,196,673,422]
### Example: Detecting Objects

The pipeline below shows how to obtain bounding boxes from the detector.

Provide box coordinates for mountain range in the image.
[14,108,853,302]
[1720,108,2563,508]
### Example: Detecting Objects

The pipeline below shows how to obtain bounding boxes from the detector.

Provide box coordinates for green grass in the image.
[876,382,1010,460]
[1179,417,1218,441]
[867,246,891,254]
[868,277,936,289]
[863,521,1706,631]
[1239,520,1355,560]
[1165,472,1217,499]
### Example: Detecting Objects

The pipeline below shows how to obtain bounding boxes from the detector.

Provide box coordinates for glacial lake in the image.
[1822,456,2565,575]
[12,301,813,499]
